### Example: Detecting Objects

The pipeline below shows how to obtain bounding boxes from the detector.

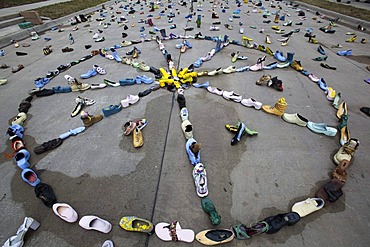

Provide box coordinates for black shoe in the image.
[138,88,152,97]
[85,44,92,49]
[16,51,27,56]
[281,31,293,37]
[360,107,370,117]
[263,20,271,23]
[231,122,245,146]
[34,89,55,97]
[34,138,63,154]
[35,183,57,208]
[150,66,160,75]
[264,212,300,234]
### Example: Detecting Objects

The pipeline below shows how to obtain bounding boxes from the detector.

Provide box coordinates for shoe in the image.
[336,102,348,119]
[59,126,85,139]
[262,98,288,117]
[337,49,352,56]
[282,113,308,126]
[35,182,57,208]
[102,240,114,247]
[34,138,63,154]
[333,138,359,165]
[79,216,112,233]
[231,122,245,145]
[320,63,337,70]
[308,73,320,82]
[8,124,25,139]
[102,104,122,117]
[123,121,136,135]
[185,138,201,166]
[222,66,236,74]
[346,35,357,42]
[3,217,40,247]
[232,222,269,239]
[264,212,300,234]
[53,203,78,222]
[292,198,325,217]
[192,163,208,197]
[121,94,140,107]
[119,216,154,234]
[222,91,242,102]
[181,120,193,139]
[326,87,336,101]
[241,98,262,110]
[196,229,234,245]
[14,149,30,170]
[68,79,90,91]
[257,75,272,86]
[291,60,303,71]
[274,51,287,62]
[208,67,223,76]
[360,107,370,117]
[12,112,27,125]
[81,111,103,127]
[21,168,40,187]
[104,79,120,87]
[133,127,144,148]
[91,83,107,89]
[317,45,326,55]
[307,122,337,136]
[207,86,223,95]
[201,198,221,226]
[180,107,188,121]
[119,78,136,86]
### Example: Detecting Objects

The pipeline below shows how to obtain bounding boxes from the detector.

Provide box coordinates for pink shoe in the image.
[52,203,78,223]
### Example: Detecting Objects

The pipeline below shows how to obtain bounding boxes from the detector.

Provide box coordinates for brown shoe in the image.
[81,111,103,127]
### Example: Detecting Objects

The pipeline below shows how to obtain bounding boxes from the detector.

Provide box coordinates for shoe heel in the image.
[29,219,40,230]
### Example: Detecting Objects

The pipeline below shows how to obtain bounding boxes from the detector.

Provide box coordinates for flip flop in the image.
[59,126,86,139]
[155,221,194,243]
[196,229,234,245]
[119,216,154,234]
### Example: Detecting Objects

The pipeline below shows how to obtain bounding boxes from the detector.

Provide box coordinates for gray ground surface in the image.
[0,0,370,247]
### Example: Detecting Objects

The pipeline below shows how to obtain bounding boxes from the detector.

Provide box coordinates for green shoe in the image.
[201,198,221,226]
[313,56,328,61]
[225,124,258,136]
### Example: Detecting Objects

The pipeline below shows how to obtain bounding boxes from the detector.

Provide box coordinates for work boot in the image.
[81,111,103,127]
[262,97,288,116]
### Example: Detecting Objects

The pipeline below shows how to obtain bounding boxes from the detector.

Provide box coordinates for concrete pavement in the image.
[0,0,370,247]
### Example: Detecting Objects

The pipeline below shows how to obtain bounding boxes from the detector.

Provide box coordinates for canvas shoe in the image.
[180,107,189,121]
[241,98,262,109]
[222,91,242,102]
[291,198,324,217]
[192,163,208,197]
[282,113,308,127]
[81,111,103,127]
[208,67,223,76]
[207,86,223,95]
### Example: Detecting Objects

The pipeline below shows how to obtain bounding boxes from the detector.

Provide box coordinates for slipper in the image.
[14,149,30,169]
[155,221,194,243]
[196,229,234,245]
[201,198,221,226]
[94,64,106,74]
[193,163,208,197]
[119,216,154,234]
[291,198,325,217]
[102,240,114,247]
[59,126,86,139]
[34,138,63,154]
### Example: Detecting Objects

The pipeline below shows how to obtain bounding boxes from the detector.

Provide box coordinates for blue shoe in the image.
[230,40,242,46]
[204,36,213,41]
[52,86,72,93]
[113,44,122,49]
[307,122,337,136]
[279,15,285,21]
[194,58,203,68]
[7,124,24,139]
[274,51,287,62]
[119,78,136,86]
[59,126,86,139]
[263,62,278,70]
[102,104,123,117]
[111,49,122,62]
[21,168,41,187]
[317,45,326,55]
[318,78,328,91]
[34,77,50,88]
[185,138,201,166]
[193,81,210,88]
[183,40,192,48]
[153,27,160,31]
[337,49,352,56]
[300,70,310,76]
[185,14,192,19]
[14,149,30,170]
[236,66,249,72]
[140,26,145,32]
[80,69,97,79]
[136,75,154,84]
[231,122,245,146]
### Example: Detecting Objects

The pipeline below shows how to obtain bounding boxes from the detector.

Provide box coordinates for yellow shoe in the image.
[346,35,357,42]
[133,127,143,148]
[281,37,289,46]
[242,36,253,41]
[257,45,266,52]
[361,38,366,44]
[309,37,318,44]
[178,67,188,78]
[274,14,279,23]
[119,216,154,234]
[171,68,177,77]
[265,46,274,56]
[159,68,170,79]
[181,77,193,84]
[291,60,303,71]
[262,98,287,117]
[271,26,280,31]
[265,34,271,44]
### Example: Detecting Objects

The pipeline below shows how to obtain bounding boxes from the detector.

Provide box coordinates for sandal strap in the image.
[164,221,178,241]
[232,224,250,239]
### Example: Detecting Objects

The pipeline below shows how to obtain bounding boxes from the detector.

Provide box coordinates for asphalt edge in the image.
[0,0,115,49]
[294,1,370,35]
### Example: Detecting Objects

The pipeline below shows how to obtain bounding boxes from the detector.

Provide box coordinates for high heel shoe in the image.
[332,92,341,109]
[265,34,271,44]
[281,37,289,46]
[3,217,40,247]
[338,114,350,146]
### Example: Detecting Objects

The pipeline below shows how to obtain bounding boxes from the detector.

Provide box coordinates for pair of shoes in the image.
[80,111,103,127]
[121,94,140,107]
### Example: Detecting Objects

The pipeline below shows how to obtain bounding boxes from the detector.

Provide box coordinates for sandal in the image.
[155,221,194,242]
[119,216,154,234]
[196,229,234,245]
[201,198,221,226]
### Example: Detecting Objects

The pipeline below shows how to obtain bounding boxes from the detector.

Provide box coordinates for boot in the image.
[79,14,87,22]
[262,98,287,116]
[80,111,103,127]
[160,28,167,37]
[147,18,154,26]
[274,14,279,23]
[268,76,283,91]
[286,52,295,64]
[196,15,202,28]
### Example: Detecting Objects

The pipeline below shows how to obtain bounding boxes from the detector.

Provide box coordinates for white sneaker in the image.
[222,91,242,102]
[241,98,262,109]
[192,163,208,197]
[91,83,107,89]
[207,86,223,95]
[208,67,223,76]
[93,33,99,39]
[222,66,236,74]
[180,107,188,121]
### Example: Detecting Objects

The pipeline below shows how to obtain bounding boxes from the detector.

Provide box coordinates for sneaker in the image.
[81,111,103,127]
[241,98,262,109]
[192,163,208,197]
[133,127,144,148]
[222,91,242,102]
[180,107,189,121]
[207,86,223,95]
[256,75,271,85]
